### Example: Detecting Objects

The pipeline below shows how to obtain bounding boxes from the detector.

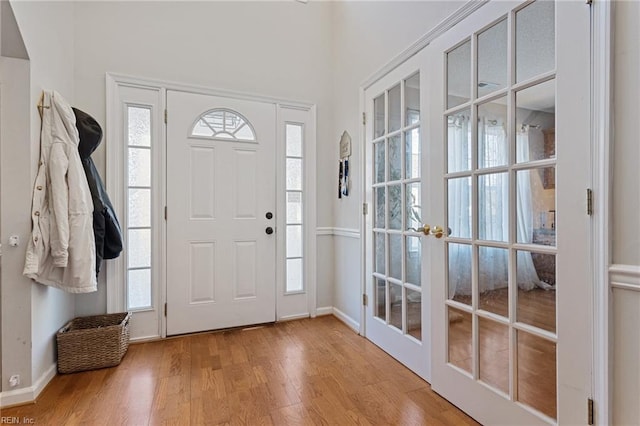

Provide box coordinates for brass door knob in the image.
[431,225,444,239]
[416,224,431,235]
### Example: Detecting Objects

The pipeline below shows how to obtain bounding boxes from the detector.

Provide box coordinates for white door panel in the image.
[166,91,276,335]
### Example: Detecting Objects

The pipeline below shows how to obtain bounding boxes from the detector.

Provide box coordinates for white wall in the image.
[72,1,335,316]
[612,1,640,424]
[329,1,464,324]
[5,0,76,392]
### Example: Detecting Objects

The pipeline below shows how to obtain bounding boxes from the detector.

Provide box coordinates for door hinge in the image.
[587,398,594,425]
[164,109,167,124]
[164,303,167,317]
[164,206,167,220]
[362,294,368,306]
[363,203,368,215]
[362,112,366,126]
[587,189,593,216]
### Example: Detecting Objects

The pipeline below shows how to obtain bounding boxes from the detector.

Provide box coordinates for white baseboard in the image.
[332,307,360,333]
[0,362,56,408]
[315,306,333,316]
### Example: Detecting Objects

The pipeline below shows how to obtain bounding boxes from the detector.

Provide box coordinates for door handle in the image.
[266,212,273,219]
[416,224,447,239]
[265,227,274,235]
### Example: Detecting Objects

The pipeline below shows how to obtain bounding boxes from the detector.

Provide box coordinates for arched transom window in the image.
[190,108,257,142]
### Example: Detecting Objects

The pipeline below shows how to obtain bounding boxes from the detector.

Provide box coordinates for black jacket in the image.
[73,108,123,275]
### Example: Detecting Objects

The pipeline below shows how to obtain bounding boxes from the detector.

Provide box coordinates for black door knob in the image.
[265,227,274,235]
[266,212,273,219]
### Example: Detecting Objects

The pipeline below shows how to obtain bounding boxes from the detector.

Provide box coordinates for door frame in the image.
[358,1,613,422]
[106,73,318,340]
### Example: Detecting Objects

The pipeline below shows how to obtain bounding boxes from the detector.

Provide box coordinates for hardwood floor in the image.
[1,316,477,426]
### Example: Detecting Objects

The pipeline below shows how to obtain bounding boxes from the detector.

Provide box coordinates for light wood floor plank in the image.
[1,316,478,425]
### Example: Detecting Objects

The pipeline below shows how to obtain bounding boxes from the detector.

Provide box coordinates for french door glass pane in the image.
[388,185,402,230]
[448,243,472,305]
[516,331,557,419]
[448,307,472,373]
[375,187,385,228]
[375,232,386,275]
[477,19,508,97]
[389,283,403,330]
[448,177,472,239]
[516,80,556,163]
[478,246,509,318]
[478,98,508,169]
[376,278,386,320]
[517,250,556,333]
[406,182,421,231]
[478,173,509,242]
[406,236,421,286]
[447,40,471,108]
[405,73,420,126]
[374,94,385,138]
[516,0,555,83]
[388,234,402,280]
[374,142,386,183]
[389,134,402,181]
[407,288,422,340]
[479,317,509,393]
[388,84,402,133]
[447,109,472,172]
[405,128,420,179]
[516,168,556,244]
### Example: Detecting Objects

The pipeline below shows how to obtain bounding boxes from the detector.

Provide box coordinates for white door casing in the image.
[166,90,277,335]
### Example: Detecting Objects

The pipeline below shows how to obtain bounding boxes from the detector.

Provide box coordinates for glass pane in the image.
[375,232,385,275]
[407,288,421,340]
[478,19,508,97]
[406,183,422,232]
[128,228,151,268]
[406,236,421,286]
[478,173,508,242]
[375,278,386,320]
[517,168,556,245]
[388,185,402,230]
[478,246,509,318]
[516,80,556,163]
[447,109,471,172]
[286,192,302,224]
[128,107,151,147]
[448,243,472,306]
[128,268,151,309]
[388,84,401,133]
[478,98,508,168]
[447,307,472,373]
[286,124,303,157]
[448,177,471,239]
[374,142,385,183]
[128,188,151,228]
[388,234,402,281]
[192,109,255,141]
[286,225,302,258]
[389,135,401,181]
[286,258,303,292]
[374,94,385,138]
[517,250,556,333]
[286,158,302,190]
[479,317,509,394]
[405,128,420,179]
[405,73,420,126]
[375,187,385,228]
[389,283,403,331]
[235,124,255,141]
[447,40,471,109]
[517,331,557,420]
[128,148,151,187]
[516,0,555,83]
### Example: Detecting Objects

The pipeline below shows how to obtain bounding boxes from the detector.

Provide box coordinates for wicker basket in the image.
[56,312,131,374]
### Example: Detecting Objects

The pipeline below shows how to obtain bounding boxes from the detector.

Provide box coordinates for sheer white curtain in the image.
[448,119,543,298]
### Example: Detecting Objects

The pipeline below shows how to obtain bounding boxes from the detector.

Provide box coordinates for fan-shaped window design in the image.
[191,108,257,142]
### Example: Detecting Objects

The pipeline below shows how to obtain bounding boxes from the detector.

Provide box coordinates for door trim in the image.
[358,0,613,421]
[106,73,317,340]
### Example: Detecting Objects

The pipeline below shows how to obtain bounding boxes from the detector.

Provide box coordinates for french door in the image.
[166,91,277,335]
[426,1,592,424]
[364,53,430,380]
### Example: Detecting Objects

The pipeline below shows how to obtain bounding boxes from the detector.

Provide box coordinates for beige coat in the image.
[23,91,97,293]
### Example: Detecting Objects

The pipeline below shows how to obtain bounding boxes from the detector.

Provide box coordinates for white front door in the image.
[166,90,276,335]
[426,1,592,424]
[364,54,430,380]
